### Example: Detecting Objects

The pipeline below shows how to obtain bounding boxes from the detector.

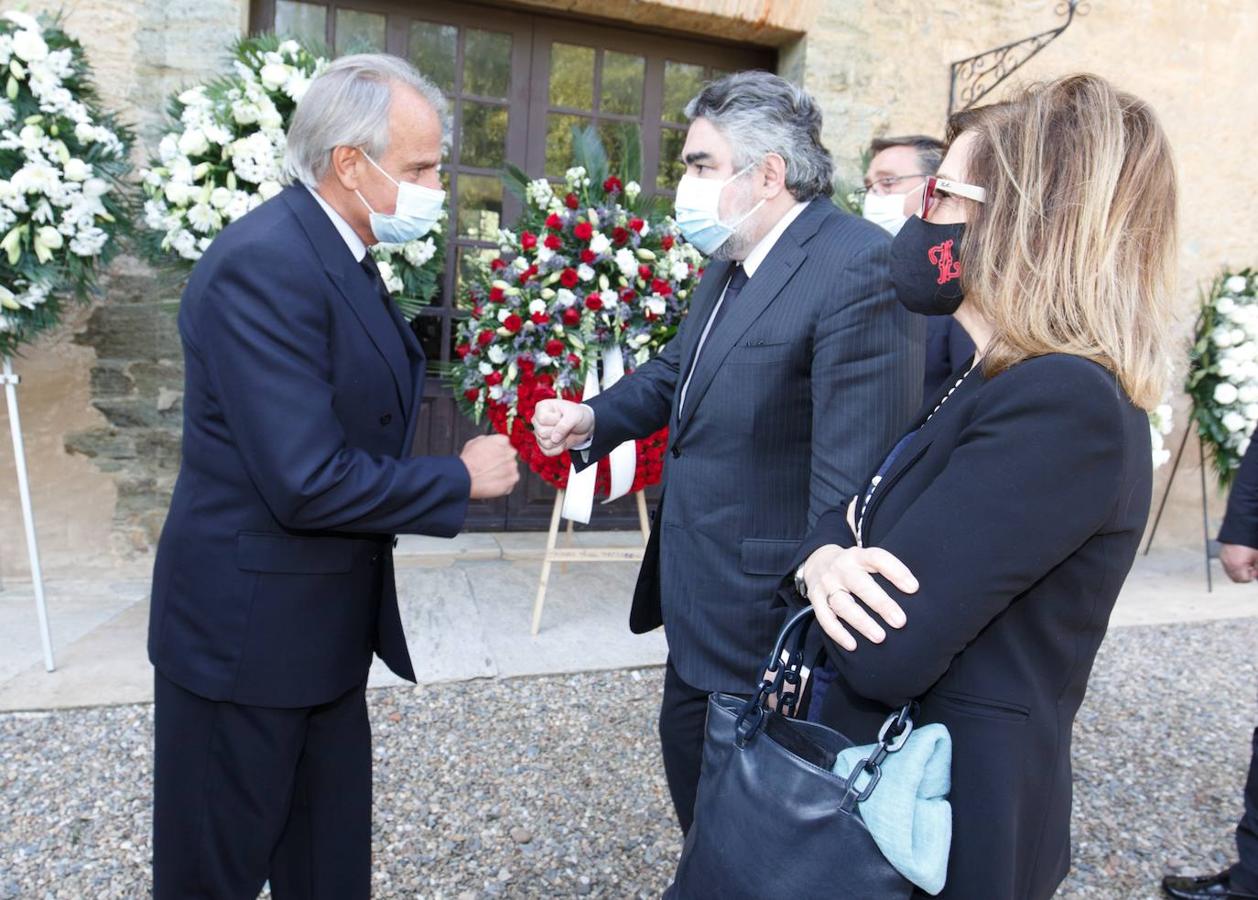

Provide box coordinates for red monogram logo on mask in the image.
[928,239,962,285]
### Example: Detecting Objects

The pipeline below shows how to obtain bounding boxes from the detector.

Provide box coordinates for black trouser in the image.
[152,671,372,900]
[1232,727,1258,893]
[659,658,710,834]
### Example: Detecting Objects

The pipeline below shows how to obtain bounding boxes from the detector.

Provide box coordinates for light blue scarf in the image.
[833,723,953,895]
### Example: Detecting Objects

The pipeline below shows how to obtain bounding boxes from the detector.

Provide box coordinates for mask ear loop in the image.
[719,159,768,230]
[353,148,403,217]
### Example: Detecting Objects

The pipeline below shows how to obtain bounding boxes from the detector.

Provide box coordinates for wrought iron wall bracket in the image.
[948,1,1089,116]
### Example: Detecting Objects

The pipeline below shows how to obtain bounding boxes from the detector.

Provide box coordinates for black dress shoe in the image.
[1163,871,1258,899]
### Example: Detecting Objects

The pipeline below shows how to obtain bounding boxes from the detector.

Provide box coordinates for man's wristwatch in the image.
[794,563,809,599]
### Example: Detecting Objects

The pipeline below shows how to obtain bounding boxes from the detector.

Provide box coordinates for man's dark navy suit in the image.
[148,184,470,898]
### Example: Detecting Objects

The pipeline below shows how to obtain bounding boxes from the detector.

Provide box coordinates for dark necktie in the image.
[708,264,748,334]
[679,264,749,411]
[360,253,393,312]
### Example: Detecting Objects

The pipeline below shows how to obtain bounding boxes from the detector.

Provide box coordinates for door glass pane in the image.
[601,51,645,116]
[599,120,637,176]
[460,102,508,169]
[276,1,327,48]
[546,114,590,177]
[456,175,503,240]
[409,20,458,94]
[457,246,499,296]
[463,30,512,99]
[658,126,687,191]
[413,312,445,362]
[663,61,706,123]
[335,9,386,54]
[549,43,595,110]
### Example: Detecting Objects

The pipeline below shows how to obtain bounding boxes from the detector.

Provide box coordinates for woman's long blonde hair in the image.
[953,74,1178,410]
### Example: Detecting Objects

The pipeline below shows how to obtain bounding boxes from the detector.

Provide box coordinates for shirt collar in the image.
[741,199,810,277]
[305,183,368,262]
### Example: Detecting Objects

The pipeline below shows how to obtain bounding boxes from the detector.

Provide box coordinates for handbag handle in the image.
[735,608,918,806]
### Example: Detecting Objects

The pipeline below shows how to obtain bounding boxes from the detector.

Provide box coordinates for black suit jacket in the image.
[923,315,976,398]
[784,353,1152,900]
[1219,427,1258,547]
[579,198,924,693]
[148,185,471,709]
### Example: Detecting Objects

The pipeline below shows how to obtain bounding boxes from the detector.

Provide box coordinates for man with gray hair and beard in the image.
[147,54,518,897]
[533,71,923,832]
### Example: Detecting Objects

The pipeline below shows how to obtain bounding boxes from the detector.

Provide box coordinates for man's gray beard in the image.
[710,222,755,261]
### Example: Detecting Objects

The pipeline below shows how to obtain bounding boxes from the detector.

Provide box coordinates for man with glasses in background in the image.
[861,135,974,397]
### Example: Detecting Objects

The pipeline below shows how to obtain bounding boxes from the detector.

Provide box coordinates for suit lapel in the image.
[282,185,414,418]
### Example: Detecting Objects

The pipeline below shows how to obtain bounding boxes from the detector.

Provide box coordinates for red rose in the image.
[471,304,483,317]
[545,339,565,357]
[560,268,579,288]
[580,249,596,265]
[620,289,637,304]
[603,176,623,193]
[455,343,472,359]
[660,235,675,251]
[584,293,603,311]
[519,358,536,377]
[464,388,480,402]
[651,279,672,297]
[490,258,506,271]
[488,286,505,302]
[531,311,549,325]
[565,193,580,210]
[521,231,538,250]
[645,309,658,322]
[545,213,564,230]
[573,221,594,241]
[485,371,503,386]
[567,353,581,367]
[477,330,494,347]
[562,307,582,325]
[521,265,539,282]
[503,314,523,333]
[612,227,630,246]
[629,217,645,233]
[544,233,562,250]
[638,265,653,281]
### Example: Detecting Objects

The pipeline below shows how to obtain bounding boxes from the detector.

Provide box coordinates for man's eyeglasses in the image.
[919,176,987,220]
[857,174,930,196]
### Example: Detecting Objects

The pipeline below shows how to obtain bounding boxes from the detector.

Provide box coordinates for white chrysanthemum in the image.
[186,203,221,234]
[577,264,595,282]
[402,238,436,268]
[69,227,108,257]
[170,229,199,260]
[488,344,507,364]
[588,232,611,255]
[63,158,91,182]
[614,248,637,280]
[0,98,14,129]
[1223,411,1249,435]
[1227,275,1250,294]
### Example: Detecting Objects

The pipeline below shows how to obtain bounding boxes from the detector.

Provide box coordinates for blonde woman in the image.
[784,74,1177,899]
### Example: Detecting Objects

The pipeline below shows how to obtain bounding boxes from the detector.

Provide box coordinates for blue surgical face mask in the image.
[673,162,765,256]
[355,151,445,244]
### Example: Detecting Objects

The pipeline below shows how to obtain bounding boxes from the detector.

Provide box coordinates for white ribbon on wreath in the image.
[561,345,637,524]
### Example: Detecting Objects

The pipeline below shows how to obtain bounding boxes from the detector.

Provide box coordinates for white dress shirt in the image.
[306,184,368,263]
[575,198,810,451]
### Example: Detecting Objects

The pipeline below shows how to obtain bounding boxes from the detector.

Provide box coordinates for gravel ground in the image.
[1,618,1255,899]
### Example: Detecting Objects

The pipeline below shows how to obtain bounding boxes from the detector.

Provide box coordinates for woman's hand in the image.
[800,544,919,651]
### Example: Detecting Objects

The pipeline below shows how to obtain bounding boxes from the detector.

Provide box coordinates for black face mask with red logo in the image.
[889,215,966,316]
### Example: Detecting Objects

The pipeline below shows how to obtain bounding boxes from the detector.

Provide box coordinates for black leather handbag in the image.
[665,607,917,900]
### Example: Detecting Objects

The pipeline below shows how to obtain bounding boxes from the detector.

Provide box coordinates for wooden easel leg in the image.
[560,517,575,575]
[1200,437,1213,593]
[532,489,565,636]
[636,491,650,545]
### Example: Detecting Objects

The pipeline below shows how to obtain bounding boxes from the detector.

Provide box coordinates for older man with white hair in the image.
[147,54,518,898]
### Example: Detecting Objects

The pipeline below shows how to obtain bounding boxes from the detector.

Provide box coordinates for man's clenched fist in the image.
[460,434,520,499]
[532,399,594,457]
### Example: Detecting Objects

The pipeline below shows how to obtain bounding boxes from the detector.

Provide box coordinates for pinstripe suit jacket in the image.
[580,197,923,692]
